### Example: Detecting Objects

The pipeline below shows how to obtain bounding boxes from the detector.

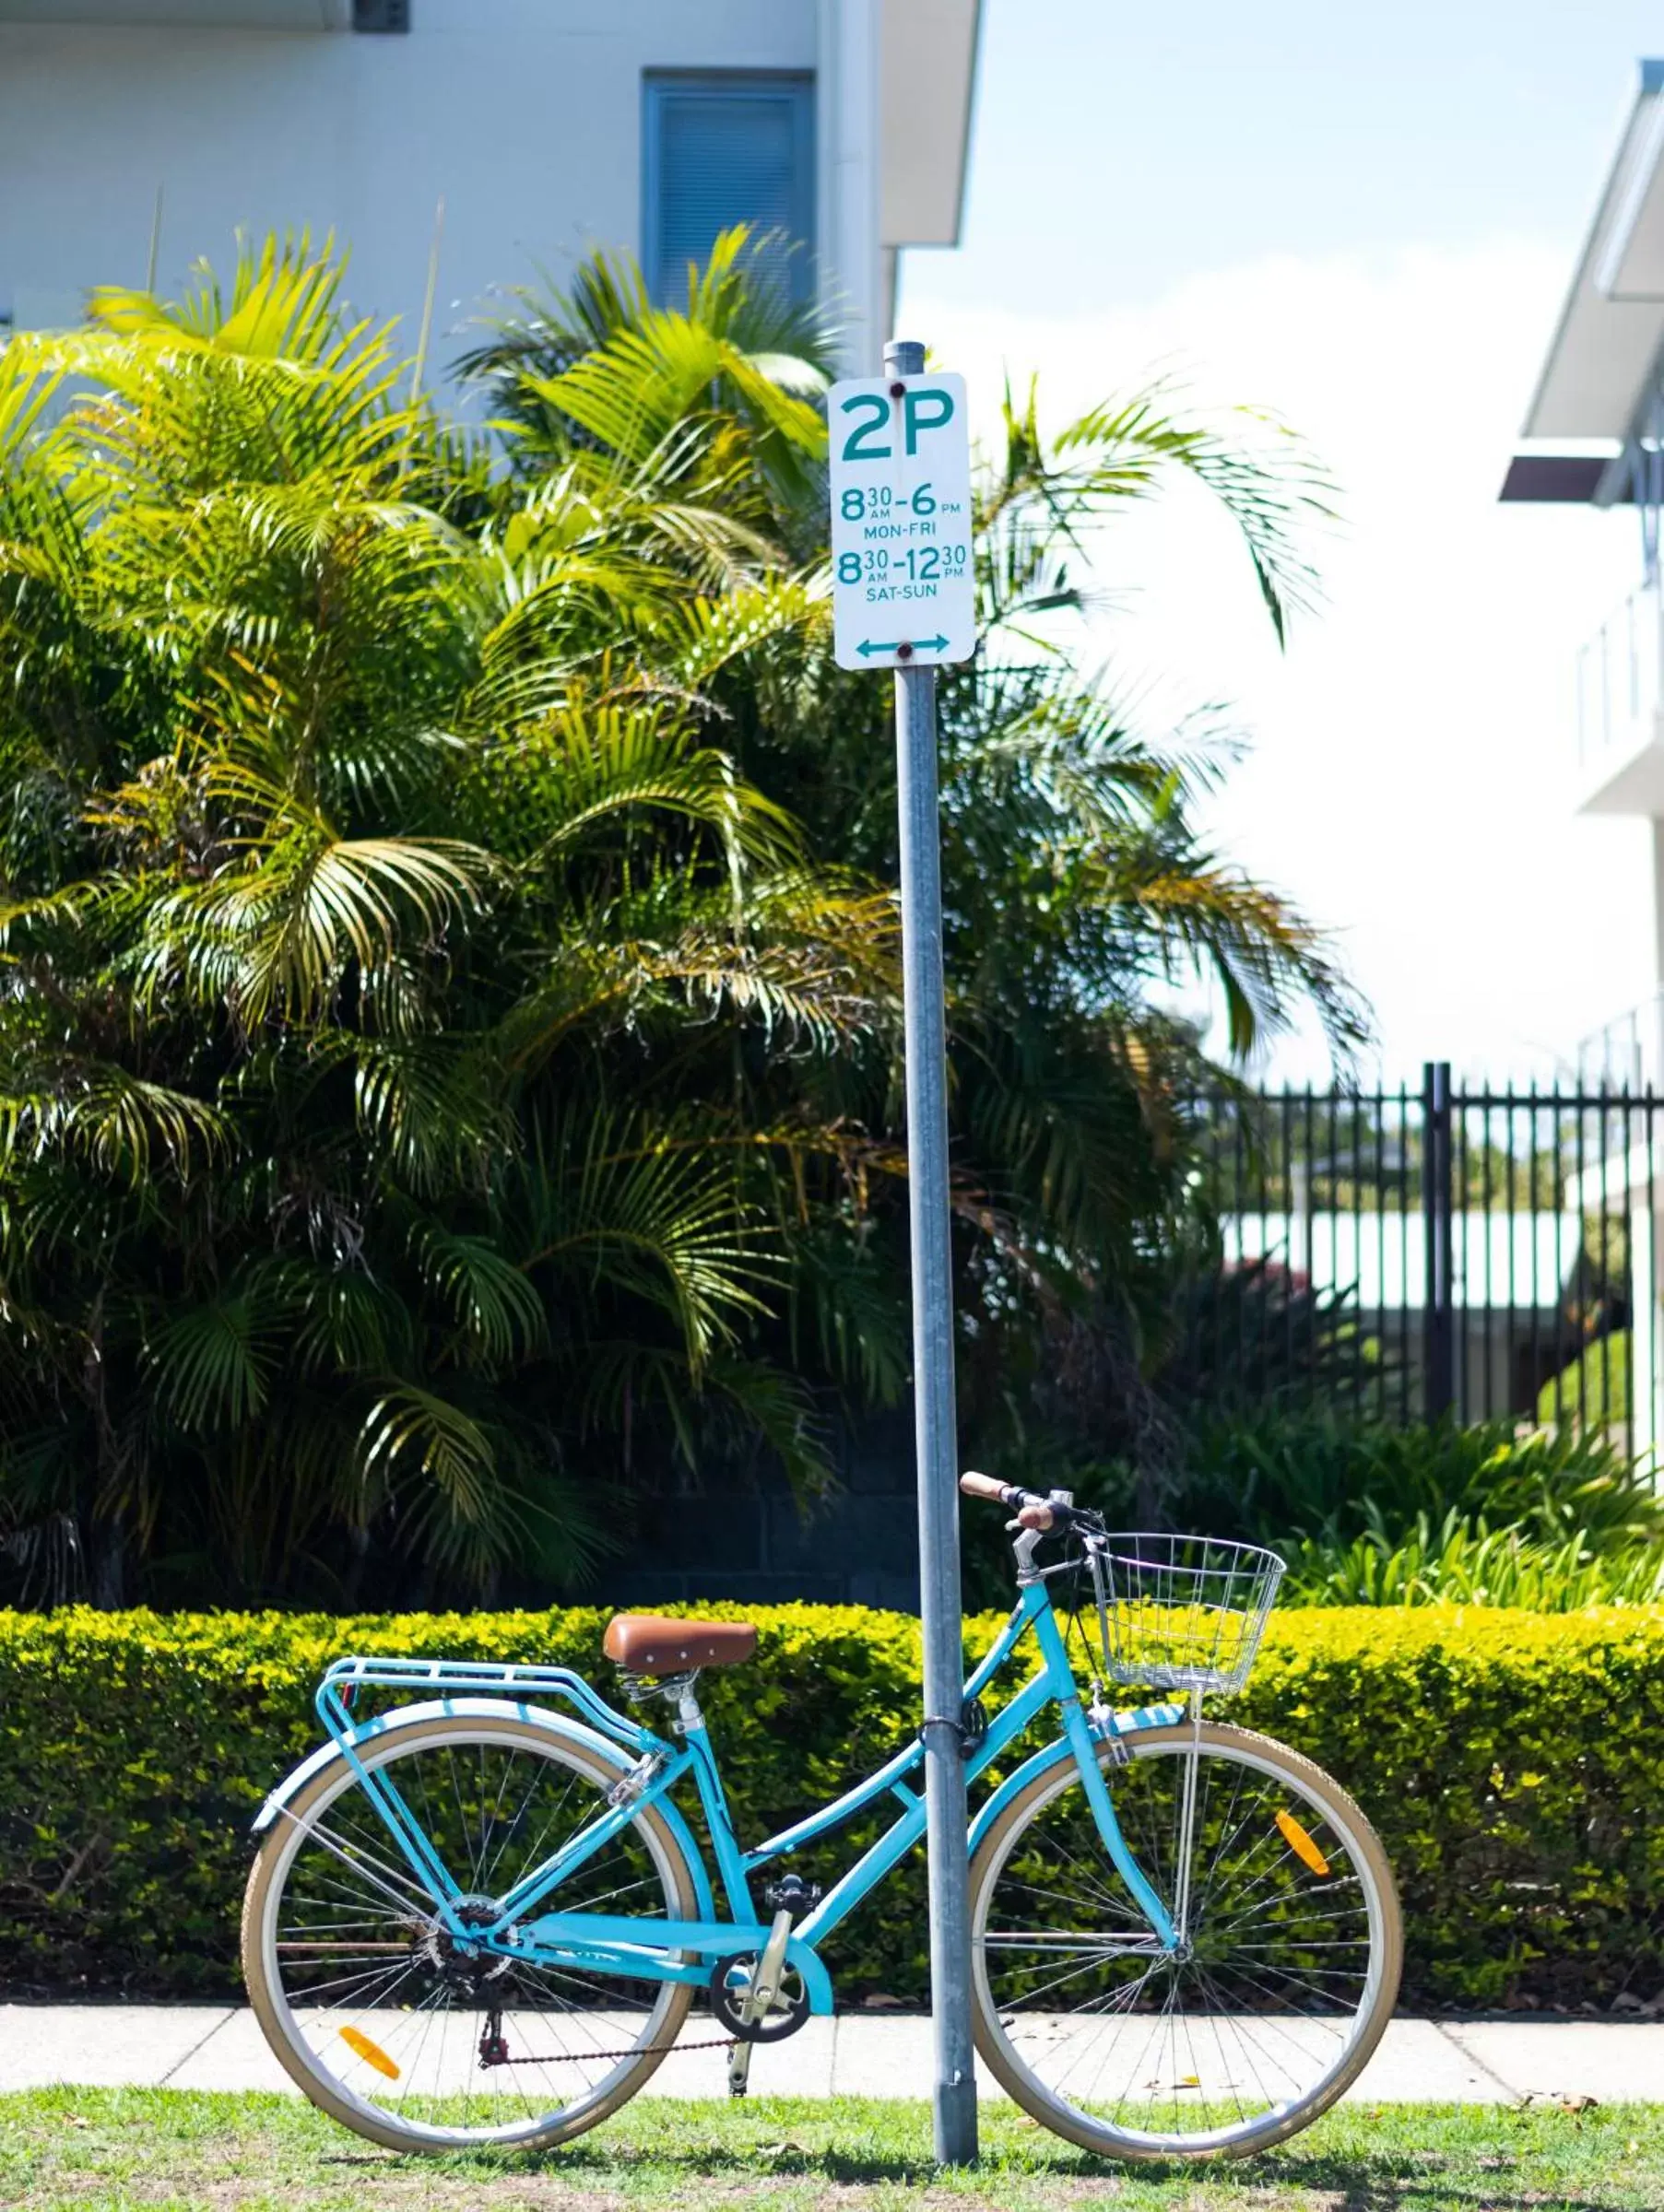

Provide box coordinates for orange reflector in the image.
[338,2026,401,2080]
[1276,1809,1331,1877]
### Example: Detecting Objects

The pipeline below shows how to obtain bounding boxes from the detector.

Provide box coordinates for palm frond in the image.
[462,227,835,482]
[407,1215,549,1366]
[148,1288,281,1430]
[359,1382,513,1577]
[1049,385,1336,648]
[351,1033,509,1188]
[146,794,488,1026]
[510,1112,780,1371]
[0,1060,230,1182]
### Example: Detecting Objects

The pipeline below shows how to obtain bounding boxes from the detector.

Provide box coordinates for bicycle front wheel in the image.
[242,1713,700,2155]
[970,1720,1401,2160]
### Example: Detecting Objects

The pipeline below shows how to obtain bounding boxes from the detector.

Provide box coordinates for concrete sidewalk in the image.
[1,2006,1660,2102]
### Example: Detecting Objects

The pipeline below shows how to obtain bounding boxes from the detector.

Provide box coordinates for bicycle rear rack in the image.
[314,1654,650,1756]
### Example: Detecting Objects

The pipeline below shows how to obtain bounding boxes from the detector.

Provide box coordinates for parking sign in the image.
[827,371,974,671]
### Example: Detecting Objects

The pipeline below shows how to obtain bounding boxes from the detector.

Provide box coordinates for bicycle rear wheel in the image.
[242,1713,699,2154]
[970,1720,1400,2159]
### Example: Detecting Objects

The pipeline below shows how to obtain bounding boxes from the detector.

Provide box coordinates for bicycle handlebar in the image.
[958,1471,1014,1505]
[958,1470,1093,1534]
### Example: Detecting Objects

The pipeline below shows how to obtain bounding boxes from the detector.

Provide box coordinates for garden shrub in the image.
[1280,1505,1664,1608]
[1177,1412,1659,1550]
[959,1417,1664,1611]
[1538,1330,1630,1430]
[3,1601,1661,2011]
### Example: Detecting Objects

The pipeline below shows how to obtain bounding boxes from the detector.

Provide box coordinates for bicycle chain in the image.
[478,2031,737,2068]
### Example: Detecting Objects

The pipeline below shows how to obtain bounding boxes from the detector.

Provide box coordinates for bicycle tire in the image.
[969,1720,1402,2160]
[242,1712,700,2155]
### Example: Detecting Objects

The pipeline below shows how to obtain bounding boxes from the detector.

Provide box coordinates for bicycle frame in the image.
[287,1582,1187,2013]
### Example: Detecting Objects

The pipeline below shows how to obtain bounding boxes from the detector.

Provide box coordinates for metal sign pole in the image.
[884,335,977,2167]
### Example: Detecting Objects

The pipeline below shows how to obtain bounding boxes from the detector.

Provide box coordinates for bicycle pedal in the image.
[761,1874,821,1913]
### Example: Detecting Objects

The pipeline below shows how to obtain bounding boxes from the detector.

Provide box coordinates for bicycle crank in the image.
[712,1923,810,2095]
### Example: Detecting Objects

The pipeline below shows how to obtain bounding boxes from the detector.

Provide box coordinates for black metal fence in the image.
[1186,1065,1662,1437]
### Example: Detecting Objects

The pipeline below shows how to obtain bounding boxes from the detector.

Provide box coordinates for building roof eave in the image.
[1524,60,1664,441]
[879,0,983,251]
[1498,452,1622,502]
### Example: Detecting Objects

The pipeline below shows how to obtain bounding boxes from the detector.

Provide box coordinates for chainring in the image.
[708,1954,812,2042]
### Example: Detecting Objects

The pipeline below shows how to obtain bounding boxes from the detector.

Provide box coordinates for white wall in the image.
[818,0,878,370]
[0,3,822,371]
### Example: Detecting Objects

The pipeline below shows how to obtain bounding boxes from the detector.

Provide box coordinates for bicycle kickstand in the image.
[727,1904,794,2098]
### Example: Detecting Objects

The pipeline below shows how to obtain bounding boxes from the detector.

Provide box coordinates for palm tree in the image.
[458,226,836,518]
[471,257,1366,1509]
[0,236,891,1604]
[0,227,1367,1604]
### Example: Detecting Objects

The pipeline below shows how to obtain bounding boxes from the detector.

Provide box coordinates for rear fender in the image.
[250,1696,716,1922]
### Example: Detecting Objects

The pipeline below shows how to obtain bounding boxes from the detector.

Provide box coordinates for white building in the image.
[1504,67,1664,1463]
[1505,59,1664,1090]
[0,1,980,375]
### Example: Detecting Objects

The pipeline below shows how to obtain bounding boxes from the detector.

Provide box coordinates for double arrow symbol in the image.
[856,634,950,659]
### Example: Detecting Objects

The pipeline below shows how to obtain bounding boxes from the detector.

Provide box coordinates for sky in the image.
[896,2,1664,1085]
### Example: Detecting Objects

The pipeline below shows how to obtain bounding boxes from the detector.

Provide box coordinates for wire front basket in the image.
[1081,1533,1285,1696]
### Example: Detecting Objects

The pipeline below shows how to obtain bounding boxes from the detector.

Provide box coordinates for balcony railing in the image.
[1576,992,1664,1091]
[1575,573,1664,771]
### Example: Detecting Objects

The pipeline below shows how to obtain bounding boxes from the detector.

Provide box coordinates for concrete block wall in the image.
[610,1406,922,1612]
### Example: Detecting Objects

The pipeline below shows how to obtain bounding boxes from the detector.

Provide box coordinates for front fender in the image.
[251,1697,716,1923]
[967,1700,1186,1858]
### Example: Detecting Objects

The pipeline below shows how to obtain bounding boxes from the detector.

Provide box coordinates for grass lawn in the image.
[1,2091,1659,2211]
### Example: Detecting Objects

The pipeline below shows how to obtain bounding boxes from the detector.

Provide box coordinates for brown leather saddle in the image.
[602,1614,758,1677]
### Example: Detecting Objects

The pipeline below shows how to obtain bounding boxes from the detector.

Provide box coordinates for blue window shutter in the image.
[643,74,815,307]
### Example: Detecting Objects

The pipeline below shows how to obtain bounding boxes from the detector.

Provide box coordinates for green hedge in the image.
[4,1603,1662,2010]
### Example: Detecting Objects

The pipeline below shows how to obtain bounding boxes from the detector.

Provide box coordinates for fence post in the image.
[1422,1061,1456,1418]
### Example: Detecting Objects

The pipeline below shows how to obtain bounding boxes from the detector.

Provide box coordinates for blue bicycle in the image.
[243,1477,1401,2160]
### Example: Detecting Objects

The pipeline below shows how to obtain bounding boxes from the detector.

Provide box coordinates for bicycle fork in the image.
[1170,1690,1206,1947]
[1029,1596,1180,1954]
[1060,1694,1179,1949]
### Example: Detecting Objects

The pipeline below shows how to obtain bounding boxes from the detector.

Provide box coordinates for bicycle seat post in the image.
[616,1666,702,1730]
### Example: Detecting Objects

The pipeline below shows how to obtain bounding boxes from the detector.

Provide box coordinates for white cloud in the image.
[901,239,1649,1082]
